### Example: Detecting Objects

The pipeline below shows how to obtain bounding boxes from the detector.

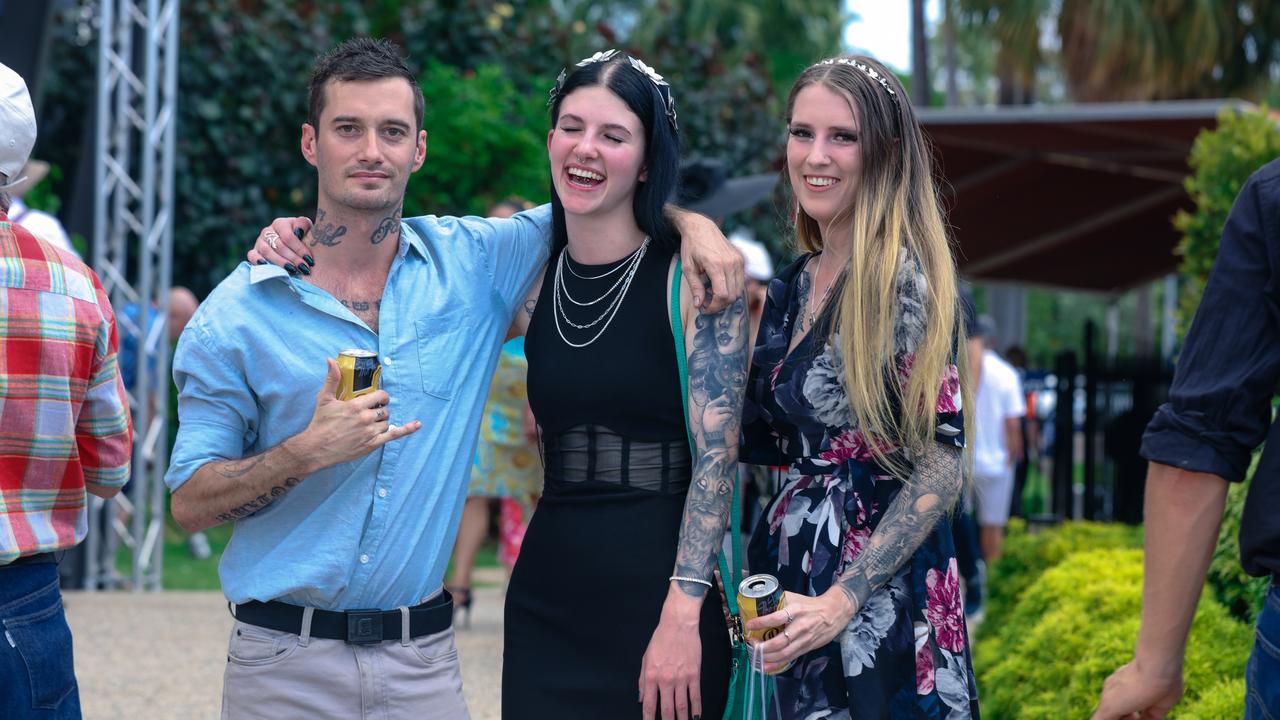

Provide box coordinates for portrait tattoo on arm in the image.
[309,208,348,247]
[834,441,962,613]
[672,294,750,598]
[792,265,812,337]
[371,208,402,245]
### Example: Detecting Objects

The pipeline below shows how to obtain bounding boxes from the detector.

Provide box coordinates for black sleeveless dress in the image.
[502,244,732,719]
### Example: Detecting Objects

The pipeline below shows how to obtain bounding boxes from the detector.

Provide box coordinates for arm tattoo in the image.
[672,294,749,598]
[212,453,268,479]
[214,476,302,523]
[834,442,962,612]
[524,299,537,318]
[309,208,347,247]
[792,265,813,337]
[371,208,402,245]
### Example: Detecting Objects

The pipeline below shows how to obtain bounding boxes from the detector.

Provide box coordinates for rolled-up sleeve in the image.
[1142,168,1280,482]
[79,276,132,492]
[166,319,255,492]
[466,204,552,314]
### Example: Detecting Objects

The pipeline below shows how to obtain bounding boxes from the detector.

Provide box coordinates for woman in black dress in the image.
[503,51,748,719]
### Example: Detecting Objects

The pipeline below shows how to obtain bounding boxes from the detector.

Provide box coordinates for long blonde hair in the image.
[787,55,972,481]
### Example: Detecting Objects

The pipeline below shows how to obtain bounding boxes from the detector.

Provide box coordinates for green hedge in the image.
[977,519,1143,635]
[974,548,1251,719]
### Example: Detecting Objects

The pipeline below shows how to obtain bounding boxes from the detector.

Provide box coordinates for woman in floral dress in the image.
[740,55,981,719]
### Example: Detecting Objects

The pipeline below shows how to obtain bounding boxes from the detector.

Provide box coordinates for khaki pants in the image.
[220,612,469,720]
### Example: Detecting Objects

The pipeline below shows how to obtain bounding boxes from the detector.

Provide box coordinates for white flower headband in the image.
[816,57,899,101]
[548,49,679,133]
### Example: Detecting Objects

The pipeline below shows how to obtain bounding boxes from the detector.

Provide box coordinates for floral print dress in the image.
[741,253,980,719]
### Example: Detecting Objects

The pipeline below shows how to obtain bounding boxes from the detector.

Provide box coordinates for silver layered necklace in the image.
[553,237,650,348]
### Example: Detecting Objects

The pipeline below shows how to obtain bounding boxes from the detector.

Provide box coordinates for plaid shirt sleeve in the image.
[78,272,132,492]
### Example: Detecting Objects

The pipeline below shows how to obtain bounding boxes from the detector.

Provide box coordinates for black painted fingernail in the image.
[284,263,297,274]
[294,228,305,240]
[298,263,311,276]
[694,716,701,720]
[256,260,268,265]
[303,254,315,266]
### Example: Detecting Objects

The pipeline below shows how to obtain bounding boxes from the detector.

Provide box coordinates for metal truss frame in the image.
[84,0,178,591]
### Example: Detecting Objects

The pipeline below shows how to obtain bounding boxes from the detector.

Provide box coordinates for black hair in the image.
[547,54,681,258]
[308,37,424,131]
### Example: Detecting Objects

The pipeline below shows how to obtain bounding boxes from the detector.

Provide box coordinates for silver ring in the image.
[782,628,791,642]
[377,409,386,422]
[264,230,280,251]
[784,607,794,624]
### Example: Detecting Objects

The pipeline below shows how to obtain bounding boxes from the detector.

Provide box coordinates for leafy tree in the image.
[36,1,845,295]
[1173,106,1280,327]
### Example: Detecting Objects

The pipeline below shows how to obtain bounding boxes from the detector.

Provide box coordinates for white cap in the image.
[0,64,36,191]
[729,228,774,282]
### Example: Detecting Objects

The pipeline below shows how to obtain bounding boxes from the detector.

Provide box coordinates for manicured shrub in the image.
[975,548,1250,719]
[1176,677,1246,720]
[978,520,1142,634]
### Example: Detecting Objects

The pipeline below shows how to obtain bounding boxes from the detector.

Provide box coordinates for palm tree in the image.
[958,0,1278,102]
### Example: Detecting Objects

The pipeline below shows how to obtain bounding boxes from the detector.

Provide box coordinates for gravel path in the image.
[64,571,507,720]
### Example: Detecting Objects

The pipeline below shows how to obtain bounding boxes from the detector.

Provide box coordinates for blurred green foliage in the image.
[1174,106,1280,330]
[1207,457,1271,624]
[37,0,845,297]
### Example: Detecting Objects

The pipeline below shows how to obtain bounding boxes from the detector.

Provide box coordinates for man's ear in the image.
[411,129,428,172]
[301,123,319,167]
[639,166,647,183]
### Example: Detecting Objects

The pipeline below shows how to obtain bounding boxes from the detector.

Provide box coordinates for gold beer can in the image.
[337,349,381,401]
[738,573,794,674]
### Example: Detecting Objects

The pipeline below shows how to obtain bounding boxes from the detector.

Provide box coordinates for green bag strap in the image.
[669,259,744,618]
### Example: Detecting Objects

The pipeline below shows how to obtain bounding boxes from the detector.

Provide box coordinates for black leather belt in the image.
[3,552,58,568]
[233,590,454,645]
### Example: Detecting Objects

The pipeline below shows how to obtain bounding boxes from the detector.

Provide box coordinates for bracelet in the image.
[669,575,713,588]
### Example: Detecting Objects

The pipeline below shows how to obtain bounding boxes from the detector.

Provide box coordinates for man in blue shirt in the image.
[168,38,739,719]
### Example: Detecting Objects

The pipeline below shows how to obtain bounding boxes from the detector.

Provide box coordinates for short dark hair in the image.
[548,54,681,258]
[308,37,424,130]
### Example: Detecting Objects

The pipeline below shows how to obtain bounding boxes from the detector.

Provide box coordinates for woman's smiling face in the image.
[548,85,647,222]
[787,83,864,236]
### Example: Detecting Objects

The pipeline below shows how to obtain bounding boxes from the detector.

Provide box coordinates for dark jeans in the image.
[1,561,82,719]
[1246,585,1280,719]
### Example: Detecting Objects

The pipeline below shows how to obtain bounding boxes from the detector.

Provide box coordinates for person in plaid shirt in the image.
[0,62,132,719]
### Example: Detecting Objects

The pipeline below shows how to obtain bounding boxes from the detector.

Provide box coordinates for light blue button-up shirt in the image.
[166,207,550,610]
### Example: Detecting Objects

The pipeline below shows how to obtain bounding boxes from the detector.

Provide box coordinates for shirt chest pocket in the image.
[415,312,468,399]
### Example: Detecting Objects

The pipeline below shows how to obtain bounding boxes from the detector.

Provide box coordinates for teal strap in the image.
[669,259,744,617]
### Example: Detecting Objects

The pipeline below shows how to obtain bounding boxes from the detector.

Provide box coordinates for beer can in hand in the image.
[337,349,381,401]
[738,573,795,674]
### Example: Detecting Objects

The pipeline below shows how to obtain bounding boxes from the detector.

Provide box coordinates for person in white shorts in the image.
[969,316,1025,561]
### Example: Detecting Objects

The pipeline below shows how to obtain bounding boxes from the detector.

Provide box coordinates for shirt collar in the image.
[247,220,424,285]
[249,262,292,284]
[398,221,427,261]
